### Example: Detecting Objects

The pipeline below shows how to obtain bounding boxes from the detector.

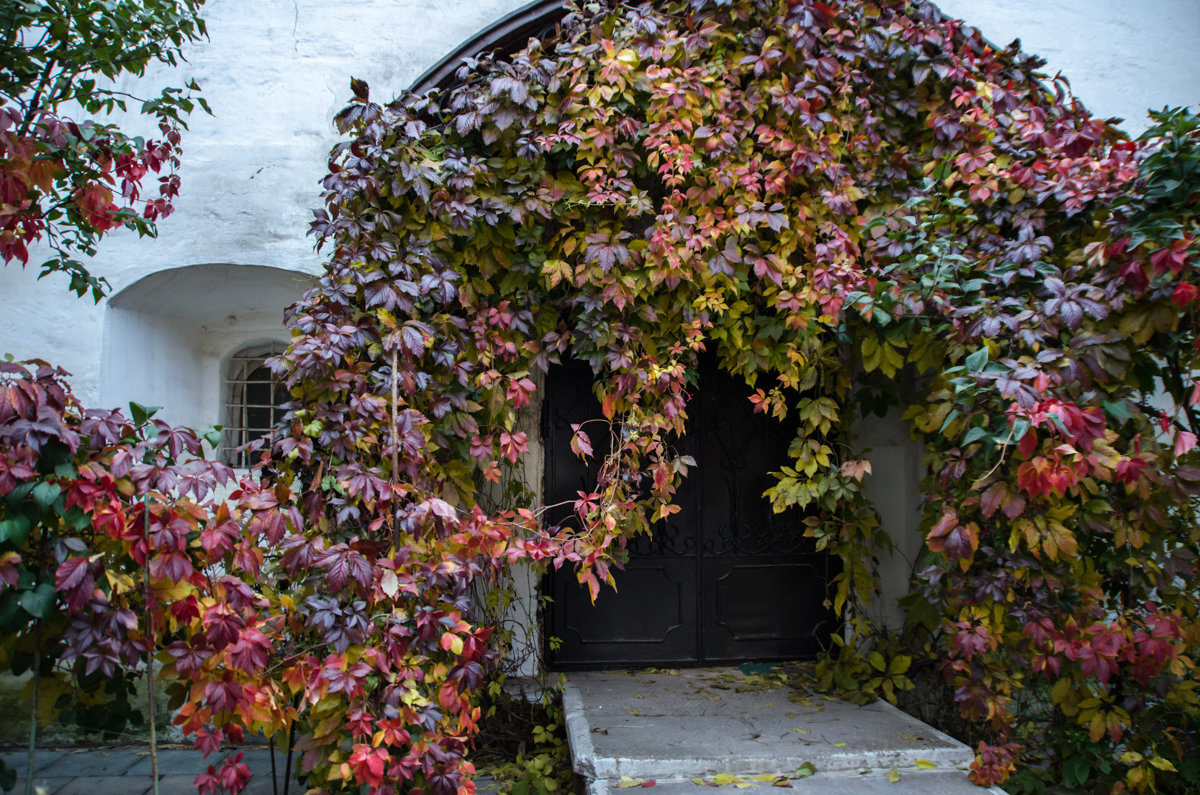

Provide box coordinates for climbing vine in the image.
[1,1,1197,794]
[276,0,1198,790]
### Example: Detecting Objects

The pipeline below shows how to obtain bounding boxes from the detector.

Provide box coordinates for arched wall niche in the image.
[101,264,315,433]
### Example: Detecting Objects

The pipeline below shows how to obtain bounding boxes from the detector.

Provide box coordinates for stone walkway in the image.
[0,747,502,795]
[0,747,291,795]
[3,666,1005,794]
[561,668,1006,795]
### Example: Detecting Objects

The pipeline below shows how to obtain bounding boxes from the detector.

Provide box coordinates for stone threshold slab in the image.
[562,668,1006,795]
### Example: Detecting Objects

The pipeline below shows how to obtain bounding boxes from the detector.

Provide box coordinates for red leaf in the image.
[980,483,1005,519]
[1174,429,1197,458]
[54,556,94,612]
[570,426,593,459]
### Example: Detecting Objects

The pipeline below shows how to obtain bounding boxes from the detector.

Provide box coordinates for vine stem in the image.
[144,496,159,795]
[25,619,41,795]
[390,348,400,552]
[25,510,51,795]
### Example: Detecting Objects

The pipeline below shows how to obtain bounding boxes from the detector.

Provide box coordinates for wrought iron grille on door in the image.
[543,356,837,669]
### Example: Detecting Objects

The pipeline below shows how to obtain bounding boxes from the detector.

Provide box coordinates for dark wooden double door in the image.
[543,357,836,669]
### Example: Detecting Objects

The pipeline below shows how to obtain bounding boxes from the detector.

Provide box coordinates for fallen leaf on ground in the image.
[887,767,901,784]
[794,762,817,778]
[833,742,848,747]
[617,777,645,788]
[914,759,936,770]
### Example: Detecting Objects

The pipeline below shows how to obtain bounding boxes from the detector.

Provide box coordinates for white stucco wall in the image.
[0,0,533,406]
[934,0,1199,136]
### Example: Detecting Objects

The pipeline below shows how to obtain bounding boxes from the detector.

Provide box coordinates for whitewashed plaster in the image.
[0,0,533,403]
[934,0,1199,136]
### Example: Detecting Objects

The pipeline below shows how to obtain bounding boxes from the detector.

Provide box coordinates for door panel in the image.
[552,556,698,666]
[544,356,835,669]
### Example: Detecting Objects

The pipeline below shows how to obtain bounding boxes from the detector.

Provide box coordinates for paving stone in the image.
[125,748,208,777]
[0,749,69,775]
[30,748,139,778]
[152,772,284,794]
[48,774,149,795]
[125,746,282,778]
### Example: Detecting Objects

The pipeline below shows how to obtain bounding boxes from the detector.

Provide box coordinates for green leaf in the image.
[31,481,61,510]
[1061,756,1090,787]
[19,582,56,619]
[964,347,989,372]
[1005,418,1030,445]
[0,516,31,546]
[961,425,990,445]
[129,401,161,426]
[886,767,900,784]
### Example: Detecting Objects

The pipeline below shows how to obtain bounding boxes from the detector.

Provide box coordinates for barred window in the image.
[223,342,288,468]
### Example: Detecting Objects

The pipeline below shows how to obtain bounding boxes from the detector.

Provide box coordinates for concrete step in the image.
[589,769,1001,795]
[561,668,1005,795]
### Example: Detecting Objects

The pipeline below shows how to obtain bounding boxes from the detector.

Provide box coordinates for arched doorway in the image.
[412,0,843,671]
[542,357,837,669]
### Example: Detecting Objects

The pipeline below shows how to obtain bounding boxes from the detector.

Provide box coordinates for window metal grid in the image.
[223,342,288,468]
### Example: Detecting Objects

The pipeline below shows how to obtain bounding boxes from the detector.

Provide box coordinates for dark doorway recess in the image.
[543,356,837,669]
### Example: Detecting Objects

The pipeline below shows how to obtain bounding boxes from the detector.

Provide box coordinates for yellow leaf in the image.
[105,571,136,595]
[833,742,847,747]
[617,777,645,789]
[1089,711,1106,743]
[153,578,194,602]
[887,767,901,784]
[23,675,70,726]
[734,784,756,789]
[713,774,741,786]
[913,759,935,770]
[751,775,775,782]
